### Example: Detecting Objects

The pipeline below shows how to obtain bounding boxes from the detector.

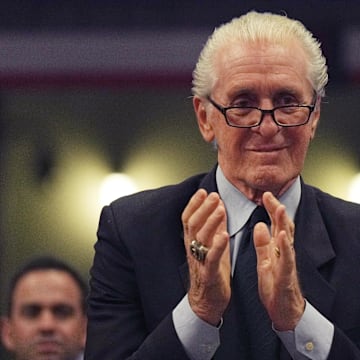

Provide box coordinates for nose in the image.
[37,310,57,331]
[255,110,280,136]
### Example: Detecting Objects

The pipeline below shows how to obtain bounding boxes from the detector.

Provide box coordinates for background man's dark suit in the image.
[85,168,360,359]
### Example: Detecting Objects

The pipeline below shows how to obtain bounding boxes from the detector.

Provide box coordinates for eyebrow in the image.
[228,87,307,101]
[19,302,77,310]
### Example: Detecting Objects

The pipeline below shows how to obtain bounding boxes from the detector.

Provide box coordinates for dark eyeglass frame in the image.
[206,95,317,128]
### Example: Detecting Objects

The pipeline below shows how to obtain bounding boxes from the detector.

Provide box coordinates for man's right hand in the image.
[181,189,231,326]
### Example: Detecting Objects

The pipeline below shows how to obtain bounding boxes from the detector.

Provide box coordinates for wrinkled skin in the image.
[182,39,320,329]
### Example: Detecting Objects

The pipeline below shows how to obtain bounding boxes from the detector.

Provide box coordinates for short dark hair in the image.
[6,256,88,316]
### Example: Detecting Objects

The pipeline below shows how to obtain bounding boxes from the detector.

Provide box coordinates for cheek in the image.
[215,127,245,149]
[10,325,34,346]
[62,319,86,340]
[297,128,313,149]
[289,131,312,167]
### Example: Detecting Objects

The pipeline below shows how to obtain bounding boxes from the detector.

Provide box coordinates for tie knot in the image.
[248,206,270,229]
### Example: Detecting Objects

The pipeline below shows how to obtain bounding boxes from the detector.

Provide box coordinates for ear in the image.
[193,96,215,143]
[1,317,16,351]
[309,97,321,140]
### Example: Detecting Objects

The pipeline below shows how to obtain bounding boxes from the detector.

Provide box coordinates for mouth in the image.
[35,340,61,354]
[249,144,286,153]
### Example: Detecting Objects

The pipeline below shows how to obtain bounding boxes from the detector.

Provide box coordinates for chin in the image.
[251,171,287,191]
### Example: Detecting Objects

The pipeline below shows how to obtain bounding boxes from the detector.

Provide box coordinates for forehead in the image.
[213,39,312,95]
[12,270,82,309]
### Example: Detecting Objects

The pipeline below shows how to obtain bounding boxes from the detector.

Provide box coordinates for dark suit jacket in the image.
[85,168,360,359]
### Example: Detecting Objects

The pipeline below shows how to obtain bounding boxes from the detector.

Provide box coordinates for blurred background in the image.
[0,1,359,357]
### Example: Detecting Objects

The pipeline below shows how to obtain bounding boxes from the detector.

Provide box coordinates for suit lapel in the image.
[278,184,337,360]
[294,182,336,317]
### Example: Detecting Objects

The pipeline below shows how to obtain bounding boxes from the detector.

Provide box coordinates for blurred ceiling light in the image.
[99,173,138,206]
[347,173,360,203]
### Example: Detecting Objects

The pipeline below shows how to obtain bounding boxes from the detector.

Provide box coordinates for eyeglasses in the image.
[207,96,316,128]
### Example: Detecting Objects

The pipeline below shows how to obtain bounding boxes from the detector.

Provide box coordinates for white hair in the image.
[192,11,328,98]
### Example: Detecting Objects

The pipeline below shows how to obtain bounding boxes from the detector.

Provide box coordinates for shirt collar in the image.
[216,166,301,236]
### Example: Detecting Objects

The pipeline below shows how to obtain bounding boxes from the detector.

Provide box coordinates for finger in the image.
[186,208,228,267]
[262,191,280,224]
[182,189,208,227]
[278,230,296,267]
[262,192,288,225]
[206,231,230,271]
[254,223,273,299]
[278,206,295,245]
[274,204,289,235]
[182,191,221,239]
[196,199,227,245]
[253,222,271,265]
[263,192,294,242]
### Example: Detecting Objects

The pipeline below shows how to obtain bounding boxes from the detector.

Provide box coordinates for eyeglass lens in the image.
[226,106,310,127]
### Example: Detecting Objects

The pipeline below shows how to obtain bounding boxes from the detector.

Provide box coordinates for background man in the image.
[1,256,87,360]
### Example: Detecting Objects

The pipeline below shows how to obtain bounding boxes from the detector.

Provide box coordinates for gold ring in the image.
[190,240,208,262]
[274,246,280,258]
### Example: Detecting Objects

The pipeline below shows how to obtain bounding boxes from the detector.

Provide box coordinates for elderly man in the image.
[85,11,360,359]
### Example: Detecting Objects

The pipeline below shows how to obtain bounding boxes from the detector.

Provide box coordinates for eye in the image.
[21,305,41,319]
[52,305,75,319]
[232,97,256,108]
[275,94,299,107]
